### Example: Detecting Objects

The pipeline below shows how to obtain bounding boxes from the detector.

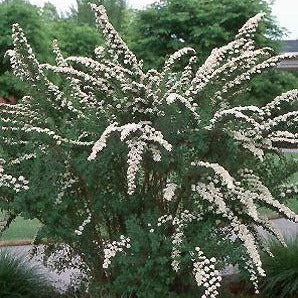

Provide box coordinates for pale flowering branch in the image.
[90,3,143,76]
[163,47,196,73]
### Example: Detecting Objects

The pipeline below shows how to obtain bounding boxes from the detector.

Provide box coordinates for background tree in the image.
[47,19,103,57]
[41,2,60,22]
[129,0,281,69]
[129,0,298,106]
[71,0,128,31]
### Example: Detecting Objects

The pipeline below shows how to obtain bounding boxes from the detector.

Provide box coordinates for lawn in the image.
[284,152,298,183]
[0,216,41,241]
[282,152,298,213]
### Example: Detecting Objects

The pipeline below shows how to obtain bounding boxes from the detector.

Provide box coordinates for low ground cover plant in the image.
[0,3,297,297]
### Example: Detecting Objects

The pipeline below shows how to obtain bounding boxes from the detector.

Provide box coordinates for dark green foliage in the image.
[49,20,103,57]
[88,217,244,297]
[0,250,57,298]
[260,237,298,297]
[255,153,298,190]
[243,71,298,107]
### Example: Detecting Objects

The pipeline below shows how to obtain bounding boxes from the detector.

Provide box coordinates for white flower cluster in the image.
[192,247,222,298]
[127,140,146,194]
[269,131,298,145]
[9,153,36,165]
[1,120,93,148]
[90,4,142,75]
[52,39,68,67]
[190,160,297,290]
[241,170,298,222]
[163,182,178,202]
[190,172,269,284]
[188,13,266,98]
[103,235,131,269]
[166,93,200,120]
[149,145,161,162]
[75,212,92,236]
[263,89,298,115]
[152,211,202,272]
[171,211,200,272]
[164,47,196,72]
[0,160,29,193]
[232,130,265,160]
[214,53,298,103]
[243,259,260,294]
[207,106,264,131]
[279,183,298,199]
[192,161,235,189]
[88,122,172,194]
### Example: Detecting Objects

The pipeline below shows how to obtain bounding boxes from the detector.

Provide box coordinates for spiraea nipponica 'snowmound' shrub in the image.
[0,3,298,297]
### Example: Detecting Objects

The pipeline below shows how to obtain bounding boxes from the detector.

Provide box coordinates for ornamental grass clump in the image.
[0,250,57,298]
[259,237,298,297]
[0,3,298,297]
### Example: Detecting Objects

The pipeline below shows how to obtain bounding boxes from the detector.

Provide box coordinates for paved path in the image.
[279,148,298,153]
[259,218,298,239]
[1,218,298,291]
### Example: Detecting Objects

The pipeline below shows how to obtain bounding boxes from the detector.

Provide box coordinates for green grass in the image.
[0,216,41,241]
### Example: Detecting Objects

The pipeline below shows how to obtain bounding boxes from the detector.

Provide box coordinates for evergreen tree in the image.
[41,2,60,22]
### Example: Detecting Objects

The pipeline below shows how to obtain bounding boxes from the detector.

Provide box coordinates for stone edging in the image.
[0,239,33,247]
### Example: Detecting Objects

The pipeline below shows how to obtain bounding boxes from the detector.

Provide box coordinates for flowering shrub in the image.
[0,3,298,297]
